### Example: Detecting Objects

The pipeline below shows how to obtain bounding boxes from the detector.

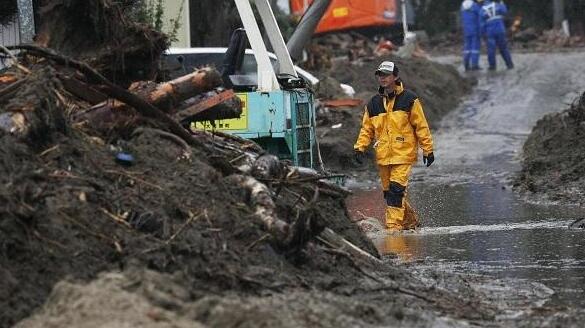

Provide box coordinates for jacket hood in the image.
[462,0,474,10]
[378,79,404,96]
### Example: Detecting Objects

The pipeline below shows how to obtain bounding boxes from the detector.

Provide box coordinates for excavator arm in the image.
[233,0,298,91]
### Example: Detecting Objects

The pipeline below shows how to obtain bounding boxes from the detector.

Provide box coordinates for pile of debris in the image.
[0,40,387,324]
[515,91,585,204]
[0,1,383,326]
[303,32,429,72]
[512,28,585,50]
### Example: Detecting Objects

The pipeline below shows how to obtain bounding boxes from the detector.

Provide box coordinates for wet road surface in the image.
[346,51,585,308]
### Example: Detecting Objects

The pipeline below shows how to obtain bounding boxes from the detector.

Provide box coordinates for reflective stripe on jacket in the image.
[354,82,434,165]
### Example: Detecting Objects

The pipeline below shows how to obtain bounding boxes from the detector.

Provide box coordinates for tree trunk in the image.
[553,0,565,29]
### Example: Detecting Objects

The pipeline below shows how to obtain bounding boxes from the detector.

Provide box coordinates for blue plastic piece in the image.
[115,152,135,166]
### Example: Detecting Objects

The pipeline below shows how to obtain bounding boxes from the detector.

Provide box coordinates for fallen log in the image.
[59,75,107,105]
[73,68,224,125]
[0,74,18,84]
[188,129,265,157]
[145,68,222,111]
[318,228,381,263]
[285,166,350,196]
[174,89,241,123]
[183,100,242,122]
[230,174,290,242]
[229,174,377,261]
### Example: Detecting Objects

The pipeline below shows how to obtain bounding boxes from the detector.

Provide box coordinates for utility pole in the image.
[16,0,35,43]
[401,0,409,42]
[553,0,565,29]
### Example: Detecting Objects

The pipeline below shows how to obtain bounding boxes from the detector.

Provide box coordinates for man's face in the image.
[377,72,396,89]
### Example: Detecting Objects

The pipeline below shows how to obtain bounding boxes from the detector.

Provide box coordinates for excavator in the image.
[174,0,410,172]
[289,0,414,35]
[204,0,320,169]
[285,0,415,62]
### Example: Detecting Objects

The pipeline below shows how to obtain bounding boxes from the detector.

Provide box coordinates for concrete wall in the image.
[163,0,191,48]
[0,16,20,69]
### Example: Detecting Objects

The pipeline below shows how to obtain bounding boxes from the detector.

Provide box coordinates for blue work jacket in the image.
[461,0,482,36]
[481,0,508,35]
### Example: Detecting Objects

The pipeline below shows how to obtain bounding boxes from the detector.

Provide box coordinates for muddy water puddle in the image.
[344,52,585,310]
[347,183,585,307]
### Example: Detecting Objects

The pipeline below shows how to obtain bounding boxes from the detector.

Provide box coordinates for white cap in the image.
[375,61,396,75]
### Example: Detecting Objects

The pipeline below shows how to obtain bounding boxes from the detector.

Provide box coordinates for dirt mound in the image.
[14,269,203,328]
[0,55,381,327]
[314,55,475,173]
[13,263,503,328]
[515,91,585,204]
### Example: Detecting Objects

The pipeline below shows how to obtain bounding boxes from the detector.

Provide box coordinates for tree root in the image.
[230,174,377,262]
[7,44,210,153]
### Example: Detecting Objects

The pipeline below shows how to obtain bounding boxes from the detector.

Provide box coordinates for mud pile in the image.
[515,91,585,204]
[314,55,475,173]
[11,265,501,328]
[0,58,382,326]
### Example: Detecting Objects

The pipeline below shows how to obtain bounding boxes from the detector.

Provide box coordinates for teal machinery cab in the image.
[203,90,315,168]
[202,0,317,168]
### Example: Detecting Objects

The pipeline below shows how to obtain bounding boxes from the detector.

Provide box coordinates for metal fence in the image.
[0,15,21,69]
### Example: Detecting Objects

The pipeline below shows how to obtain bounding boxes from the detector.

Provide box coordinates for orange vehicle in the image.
[289,0,410,35]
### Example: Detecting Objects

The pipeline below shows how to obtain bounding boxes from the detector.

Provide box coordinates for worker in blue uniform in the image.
[460,0,482,71]
[481,0,514,70]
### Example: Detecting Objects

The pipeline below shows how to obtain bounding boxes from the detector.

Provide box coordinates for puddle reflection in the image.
[376,233,421,262]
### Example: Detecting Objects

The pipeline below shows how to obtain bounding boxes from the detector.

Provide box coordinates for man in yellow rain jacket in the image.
[354,61,434,231]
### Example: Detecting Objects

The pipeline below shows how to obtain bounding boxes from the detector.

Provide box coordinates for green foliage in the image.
[0,0,17,25]
[167,2,185,42]
[131,0,184,42]
[414,0,466,36]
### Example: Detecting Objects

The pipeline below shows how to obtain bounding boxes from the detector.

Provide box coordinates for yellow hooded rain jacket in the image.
[354,82,434,165]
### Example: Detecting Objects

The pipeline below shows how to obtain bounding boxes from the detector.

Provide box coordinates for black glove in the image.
[354,150,366,165]
[423,152,434,167]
